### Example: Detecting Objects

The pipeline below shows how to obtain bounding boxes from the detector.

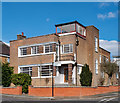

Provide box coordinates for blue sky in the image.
[1,2,118,57]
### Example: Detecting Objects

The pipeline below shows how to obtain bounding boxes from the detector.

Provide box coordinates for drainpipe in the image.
[52,62,54,97]
[75,34,79,86]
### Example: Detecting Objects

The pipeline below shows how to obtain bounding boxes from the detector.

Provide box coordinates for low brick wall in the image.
[28,85,119,97]
[28,86,52,97]
[0,86,22,95]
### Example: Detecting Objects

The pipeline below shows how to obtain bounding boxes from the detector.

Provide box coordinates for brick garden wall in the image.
[0,86,22,95]
[28,86,119,97]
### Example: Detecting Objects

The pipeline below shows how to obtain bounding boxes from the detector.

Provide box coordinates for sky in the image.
[1,2,119,57]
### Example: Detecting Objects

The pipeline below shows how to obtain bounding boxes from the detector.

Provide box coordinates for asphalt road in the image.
[1,92,119,103]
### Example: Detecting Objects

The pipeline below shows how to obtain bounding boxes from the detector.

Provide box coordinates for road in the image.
[1,92,119,103]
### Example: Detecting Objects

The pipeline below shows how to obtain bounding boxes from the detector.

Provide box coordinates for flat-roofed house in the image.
[10,21,114,87]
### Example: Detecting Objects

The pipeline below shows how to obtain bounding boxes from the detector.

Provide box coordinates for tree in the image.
[100,62,118,85]
[1,62,13,87]
[80,64,92,86]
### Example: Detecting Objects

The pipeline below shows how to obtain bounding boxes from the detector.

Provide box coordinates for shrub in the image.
[1,62,13,87]
[11,73,32,93]
[80,64,92,86]
[98,77,105,86]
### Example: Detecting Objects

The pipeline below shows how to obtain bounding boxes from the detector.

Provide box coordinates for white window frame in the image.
[20,47,27,56]
[95,59,98,74]
[18,42,57,57]
[44,44,53,53]
[62,44,73,54]
[99,54,101,63]
[20,67,32,77]
[31,46,38,54]
[39,65,52,78]
[95,37,98,52]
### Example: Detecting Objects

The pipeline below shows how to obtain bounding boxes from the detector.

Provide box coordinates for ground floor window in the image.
[20,67,32,77]
[39,65,52,77]
[95,59,98,74]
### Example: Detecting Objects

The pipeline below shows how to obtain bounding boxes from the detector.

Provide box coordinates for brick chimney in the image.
[17,32,26,40]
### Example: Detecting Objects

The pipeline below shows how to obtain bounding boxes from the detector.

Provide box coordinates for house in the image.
[10,21,113,87]
[112,56,120,85]
[0,41,10,63]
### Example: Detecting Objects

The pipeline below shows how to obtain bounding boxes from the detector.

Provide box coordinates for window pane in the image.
[40,65,52,76]
[95,59,98,74]
[45,45,49,53]
[32,46,36,54]
[50,44,52,52]
[20,48,27,55]
[95,37,98,52]
[20,67,32,77]
[63,44,73,53]
[70,44,73,52]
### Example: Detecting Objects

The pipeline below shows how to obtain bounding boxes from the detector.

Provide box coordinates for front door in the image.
[64,68,68,82]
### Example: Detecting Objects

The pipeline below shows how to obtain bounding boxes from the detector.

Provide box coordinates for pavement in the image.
[0,91,119,103]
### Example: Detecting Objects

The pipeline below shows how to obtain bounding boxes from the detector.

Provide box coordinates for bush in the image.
[80,64,92,86]
[98,77,105,86]
[1,62,13,87]
[11,73,32,93]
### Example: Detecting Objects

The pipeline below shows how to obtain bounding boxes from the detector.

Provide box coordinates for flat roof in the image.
[10,33,57,42]
[99,47,110,53]
[112,56,120,58]
[55,21,86,28]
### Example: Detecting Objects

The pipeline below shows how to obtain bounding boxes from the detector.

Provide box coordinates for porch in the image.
[54,64,76,85]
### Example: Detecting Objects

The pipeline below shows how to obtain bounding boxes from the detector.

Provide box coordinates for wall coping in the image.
[29,85,119,88]
[1,86,22,89]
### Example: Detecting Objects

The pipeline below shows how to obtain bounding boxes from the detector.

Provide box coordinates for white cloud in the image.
[46,18,50,22]
[97,12,116,20]
[99,39,118,57]
[107,12,116,18]
[97,14,107,20]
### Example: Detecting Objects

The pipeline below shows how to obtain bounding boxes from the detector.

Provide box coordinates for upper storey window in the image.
[76,24,86,36]
[32,46,38,54]
[62,44,73,54]
[95,37,98,52]
[20,47,27,55]
[45,44,53,53]
[19,42,57,57]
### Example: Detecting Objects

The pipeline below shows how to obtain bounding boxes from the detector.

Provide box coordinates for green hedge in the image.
[80,64,92,86]
[11,73,32,93]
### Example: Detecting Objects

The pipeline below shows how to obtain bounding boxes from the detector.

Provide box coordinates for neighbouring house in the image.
[112,56,120,85]
[10,21,115,87]
[0,41,10,63]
